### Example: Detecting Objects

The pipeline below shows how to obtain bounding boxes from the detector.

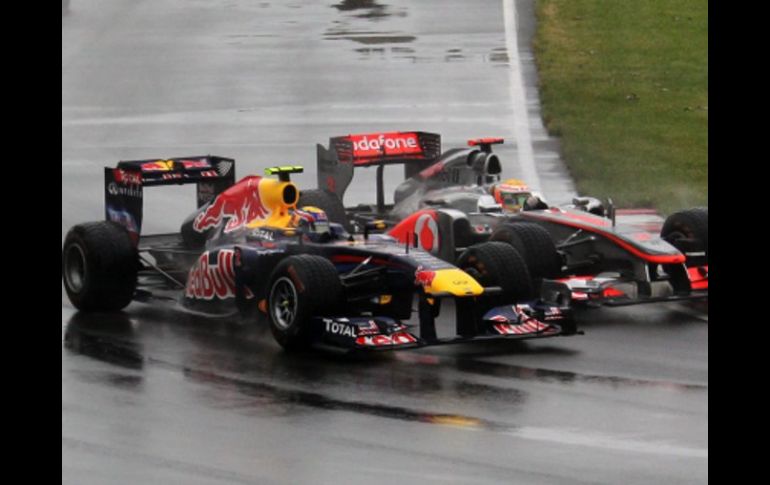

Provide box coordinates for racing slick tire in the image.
[267,255,343,351]
[661,207,708,265]
[62,221,138,311]
[298,189,353,232]
[456,241,534,303]
[490,222,562,281]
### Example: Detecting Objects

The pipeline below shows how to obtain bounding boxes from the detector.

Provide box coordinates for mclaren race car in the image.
[61,157,578,352]
[310,131,708,308]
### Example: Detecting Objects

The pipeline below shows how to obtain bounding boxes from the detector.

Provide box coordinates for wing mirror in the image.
[363,220,388,240]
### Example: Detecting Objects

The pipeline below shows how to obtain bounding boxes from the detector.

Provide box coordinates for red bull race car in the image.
[310,131,708,308]
[61,157,579,352]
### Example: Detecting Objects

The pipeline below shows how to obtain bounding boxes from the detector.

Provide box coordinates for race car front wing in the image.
[310,294,577,353]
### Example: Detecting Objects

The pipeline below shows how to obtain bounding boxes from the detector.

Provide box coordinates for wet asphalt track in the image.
[62,1,708,483]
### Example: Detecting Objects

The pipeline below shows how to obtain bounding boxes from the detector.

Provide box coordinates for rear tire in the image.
[62,222,138,311]
[490,222,562,281]
[661,207,708,265]
[456,241,534,303]
[266,255,343,350]
[298,189,352,232]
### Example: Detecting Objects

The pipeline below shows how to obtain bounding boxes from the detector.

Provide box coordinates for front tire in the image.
[266,255,343,350]
[661,207,708,265]
[456,241,534,303]
[62,221,138,311]
[490,222,562,282]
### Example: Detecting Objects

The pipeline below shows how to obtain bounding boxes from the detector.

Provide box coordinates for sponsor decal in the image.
[162,173,183,181]
[253,229,274,241]
[414,266,436,287]
[414,213,440,254]
[493,320,550,335]
[193,177,269,233]
[488,305,551,334]
[388,210,443,256]
[542,307,564,320]
[108,182,142,198]
[197,182,216,205]
[185,250,237,300]
[357,320,380,336]
[106,207,139,234]
[355,332,417,347]
[181,159,211,169]
[325,319,358,338]
[349,132,422,159]
[601,287,625,298]
[201,170,218,178]
[114,169,142,186]
[142,160,175,172]
[543,314,565,322]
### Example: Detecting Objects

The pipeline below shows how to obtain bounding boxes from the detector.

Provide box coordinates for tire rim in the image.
[270,277,298,330]
[64,243,87,294]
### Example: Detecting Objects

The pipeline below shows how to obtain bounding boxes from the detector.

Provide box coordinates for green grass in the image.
[534,0,707,214]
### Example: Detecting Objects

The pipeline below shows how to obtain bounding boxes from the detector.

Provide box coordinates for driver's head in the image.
[491,179,533,213]
[293,206,332,241]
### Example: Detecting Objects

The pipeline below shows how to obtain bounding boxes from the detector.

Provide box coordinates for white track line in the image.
[509,426,708,459]
[503,0,541,191]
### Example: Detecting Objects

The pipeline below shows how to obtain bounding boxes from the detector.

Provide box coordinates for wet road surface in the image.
[62,1,707,483]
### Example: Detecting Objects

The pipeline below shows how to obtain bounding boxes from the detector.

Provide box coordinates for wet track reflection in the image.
[65,305,704,438]
[63,299,708,484]
[64,307,532,424]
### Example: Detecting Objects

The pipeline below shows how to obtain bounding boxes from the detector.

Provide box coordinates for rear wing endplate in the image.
[316,132,441,204]
[104,155,236,243]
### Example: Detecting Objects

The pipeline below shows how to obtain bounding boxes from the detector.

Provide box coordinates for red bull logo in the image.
[414,267,436,287]
[193,176,269,233]
[186,249,236,300]
[142,160,175,172]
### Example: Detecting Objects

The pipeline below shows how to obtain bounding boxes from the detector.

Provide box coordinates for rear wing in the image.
[104,155,236,243]
[316,132,441,209]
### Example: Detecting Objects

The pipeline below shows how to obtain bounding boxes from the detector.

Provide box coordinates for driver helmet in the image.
[491,179,533,213]
[293,206,332,241]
